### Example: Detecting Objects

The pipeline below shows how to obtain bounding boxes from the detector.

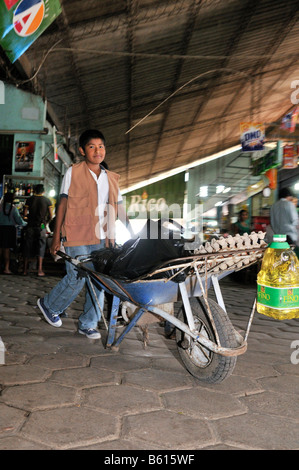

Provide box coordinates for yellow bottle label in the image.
[257,284,299,310]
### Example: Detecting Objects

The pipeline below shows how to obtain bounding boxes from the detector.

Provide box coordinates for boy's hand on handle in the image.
[50,235,61,256]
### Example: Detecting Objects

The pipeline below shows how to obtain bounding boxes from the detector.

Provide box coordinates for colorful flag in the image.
[280,106,299,133]
[0,0,61,63]
[240,122,265,152]
[3,0,19,10]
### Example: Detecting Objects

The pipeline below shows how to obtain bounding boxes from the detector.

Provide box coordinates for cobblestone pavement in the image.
[1,263,299,450]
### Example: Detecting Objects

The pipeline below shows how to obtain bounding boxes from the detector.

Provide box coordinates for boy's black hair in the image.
[79,129,106,149]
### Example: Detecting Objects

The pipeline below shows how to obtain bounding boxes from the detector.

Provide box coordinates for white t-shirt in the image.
[60,166,122,239]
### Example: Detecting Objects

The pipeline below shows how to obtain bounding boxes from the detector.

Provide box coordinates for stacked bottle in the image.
[257,234,299,320]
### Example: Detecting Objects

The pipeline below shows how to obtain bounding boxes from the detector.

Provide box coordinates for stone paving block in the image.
[3,351,27,365]
[124,368,194,391]
[214,413,299,449]
[74,438,160,450]
[202,443,246,450]
[49,367,119,388]
[0,403,27,435]
[28,352,88,369]
[151,356,186,373]
[251,340,293,357]
[0,436,51,450]
[123,410,214,449]
[48,336,107,356]
[275,363,299,376]
[21,406,118,449]
[0,364,50,385]
[161,387,247,419]
[90,354,152,371]
[4,335,62,355]
[2,272,299,450]
[240,391,299,421]
[83,384,161,415]
[197,374,262,396]
[116,336,173,358]
[1,382,78,411]
[257,374,299,395]
[0,320,12,328]
[0,306,17,312]
[14,317,44,329]
[233,359,279,379]
[238,349,278,366]
[1,326,28,336]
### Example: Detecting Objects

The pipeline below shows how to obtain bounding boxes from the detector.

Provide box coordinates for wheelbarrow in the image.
[56,231,266,383]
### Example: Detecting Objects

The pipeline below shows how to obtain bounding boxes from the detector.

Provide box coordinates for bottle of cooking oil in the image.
[257,234,299,320]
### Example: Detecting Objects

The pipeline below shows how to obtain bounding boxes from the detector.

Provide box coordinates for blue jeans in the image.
[43,242,105,330]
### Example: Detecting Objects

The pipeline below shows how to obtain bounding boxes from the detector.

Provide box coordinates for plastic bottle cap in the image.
[273,234,286,242]
[270,234,290,249]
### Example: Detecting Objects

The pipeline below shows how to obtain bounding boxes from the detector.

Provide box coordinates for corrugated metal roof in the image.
[0,0,299,195]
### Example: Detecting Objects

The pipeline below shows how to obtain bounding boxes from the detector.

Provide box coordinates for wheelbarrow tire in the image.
[176,297,238,384]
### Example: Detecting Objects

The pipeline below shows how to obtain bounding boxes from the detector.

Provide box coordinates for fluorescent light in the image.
[215,201,223,206]
[222,187,231,193]
[216,185,225,194]
[199,186,208,197]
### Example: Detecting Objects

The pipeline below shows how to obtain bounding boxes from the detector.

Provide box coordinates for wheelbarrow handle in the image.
[56,250,72,262]
[56,250,87,266]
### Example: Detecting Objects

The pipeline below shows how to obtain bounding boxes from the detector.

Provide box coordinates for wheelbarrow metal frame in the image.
[57,251,253,358]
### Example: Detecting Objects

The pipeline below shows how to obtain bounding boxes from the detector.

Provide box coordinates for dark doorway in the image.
[0,134,14,183]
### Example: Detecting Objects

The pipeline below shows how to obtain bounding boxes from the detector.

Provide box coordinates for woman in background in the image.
[233,209,251,235]
[0,192,26,274]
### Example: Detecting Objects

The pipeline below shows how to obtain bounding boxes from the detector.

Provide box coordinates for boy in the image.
[37,129,131,339]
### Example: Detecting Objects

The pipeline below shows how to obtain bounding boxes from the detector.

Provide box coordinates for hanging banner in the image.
[0,0,62,63]
[283,144,298,169]
[53,125,58,162]
[280,106,299,133]
[240,122,265,152]
[265,168,277,190]
[251,149,278,176]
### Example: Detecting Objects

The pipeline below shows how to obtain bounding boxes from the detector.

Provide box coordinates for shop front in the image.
[120,172,186,244]
[0,81,72,217]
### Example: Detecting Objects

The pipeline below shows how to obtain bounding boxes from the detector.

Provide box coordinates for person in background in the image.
[233,209,251,235]
[23,184,53,276]
[0,192,26,274]
[270,187,298,246]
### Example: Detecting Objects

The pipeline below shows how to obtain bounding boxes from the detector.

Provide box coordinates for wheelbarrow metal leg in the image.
[106,296,120,347]
[113,307,146,347]
[211,275,226,312]
[179,282,196,332]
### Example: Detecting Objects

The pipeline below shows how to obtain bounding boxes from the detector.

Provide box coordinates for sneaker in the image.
[37,298,62,328]
[78,328,101,339]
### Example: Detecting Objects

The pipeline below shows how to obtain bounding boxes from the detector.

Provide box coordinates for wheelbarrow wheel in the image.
[176,297,238,383]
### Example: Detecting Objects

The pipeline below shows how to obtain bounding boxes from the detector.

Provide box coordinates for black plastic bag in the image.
[91,247,121,274]
[108,219,187,281]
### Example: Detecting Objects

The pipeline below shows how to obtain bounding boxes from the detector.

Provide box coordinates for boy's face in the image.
[79,138,106,166]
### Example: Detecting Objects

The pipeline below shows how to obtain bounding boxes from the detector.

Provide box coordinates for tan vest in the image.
[62,161,120,247]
